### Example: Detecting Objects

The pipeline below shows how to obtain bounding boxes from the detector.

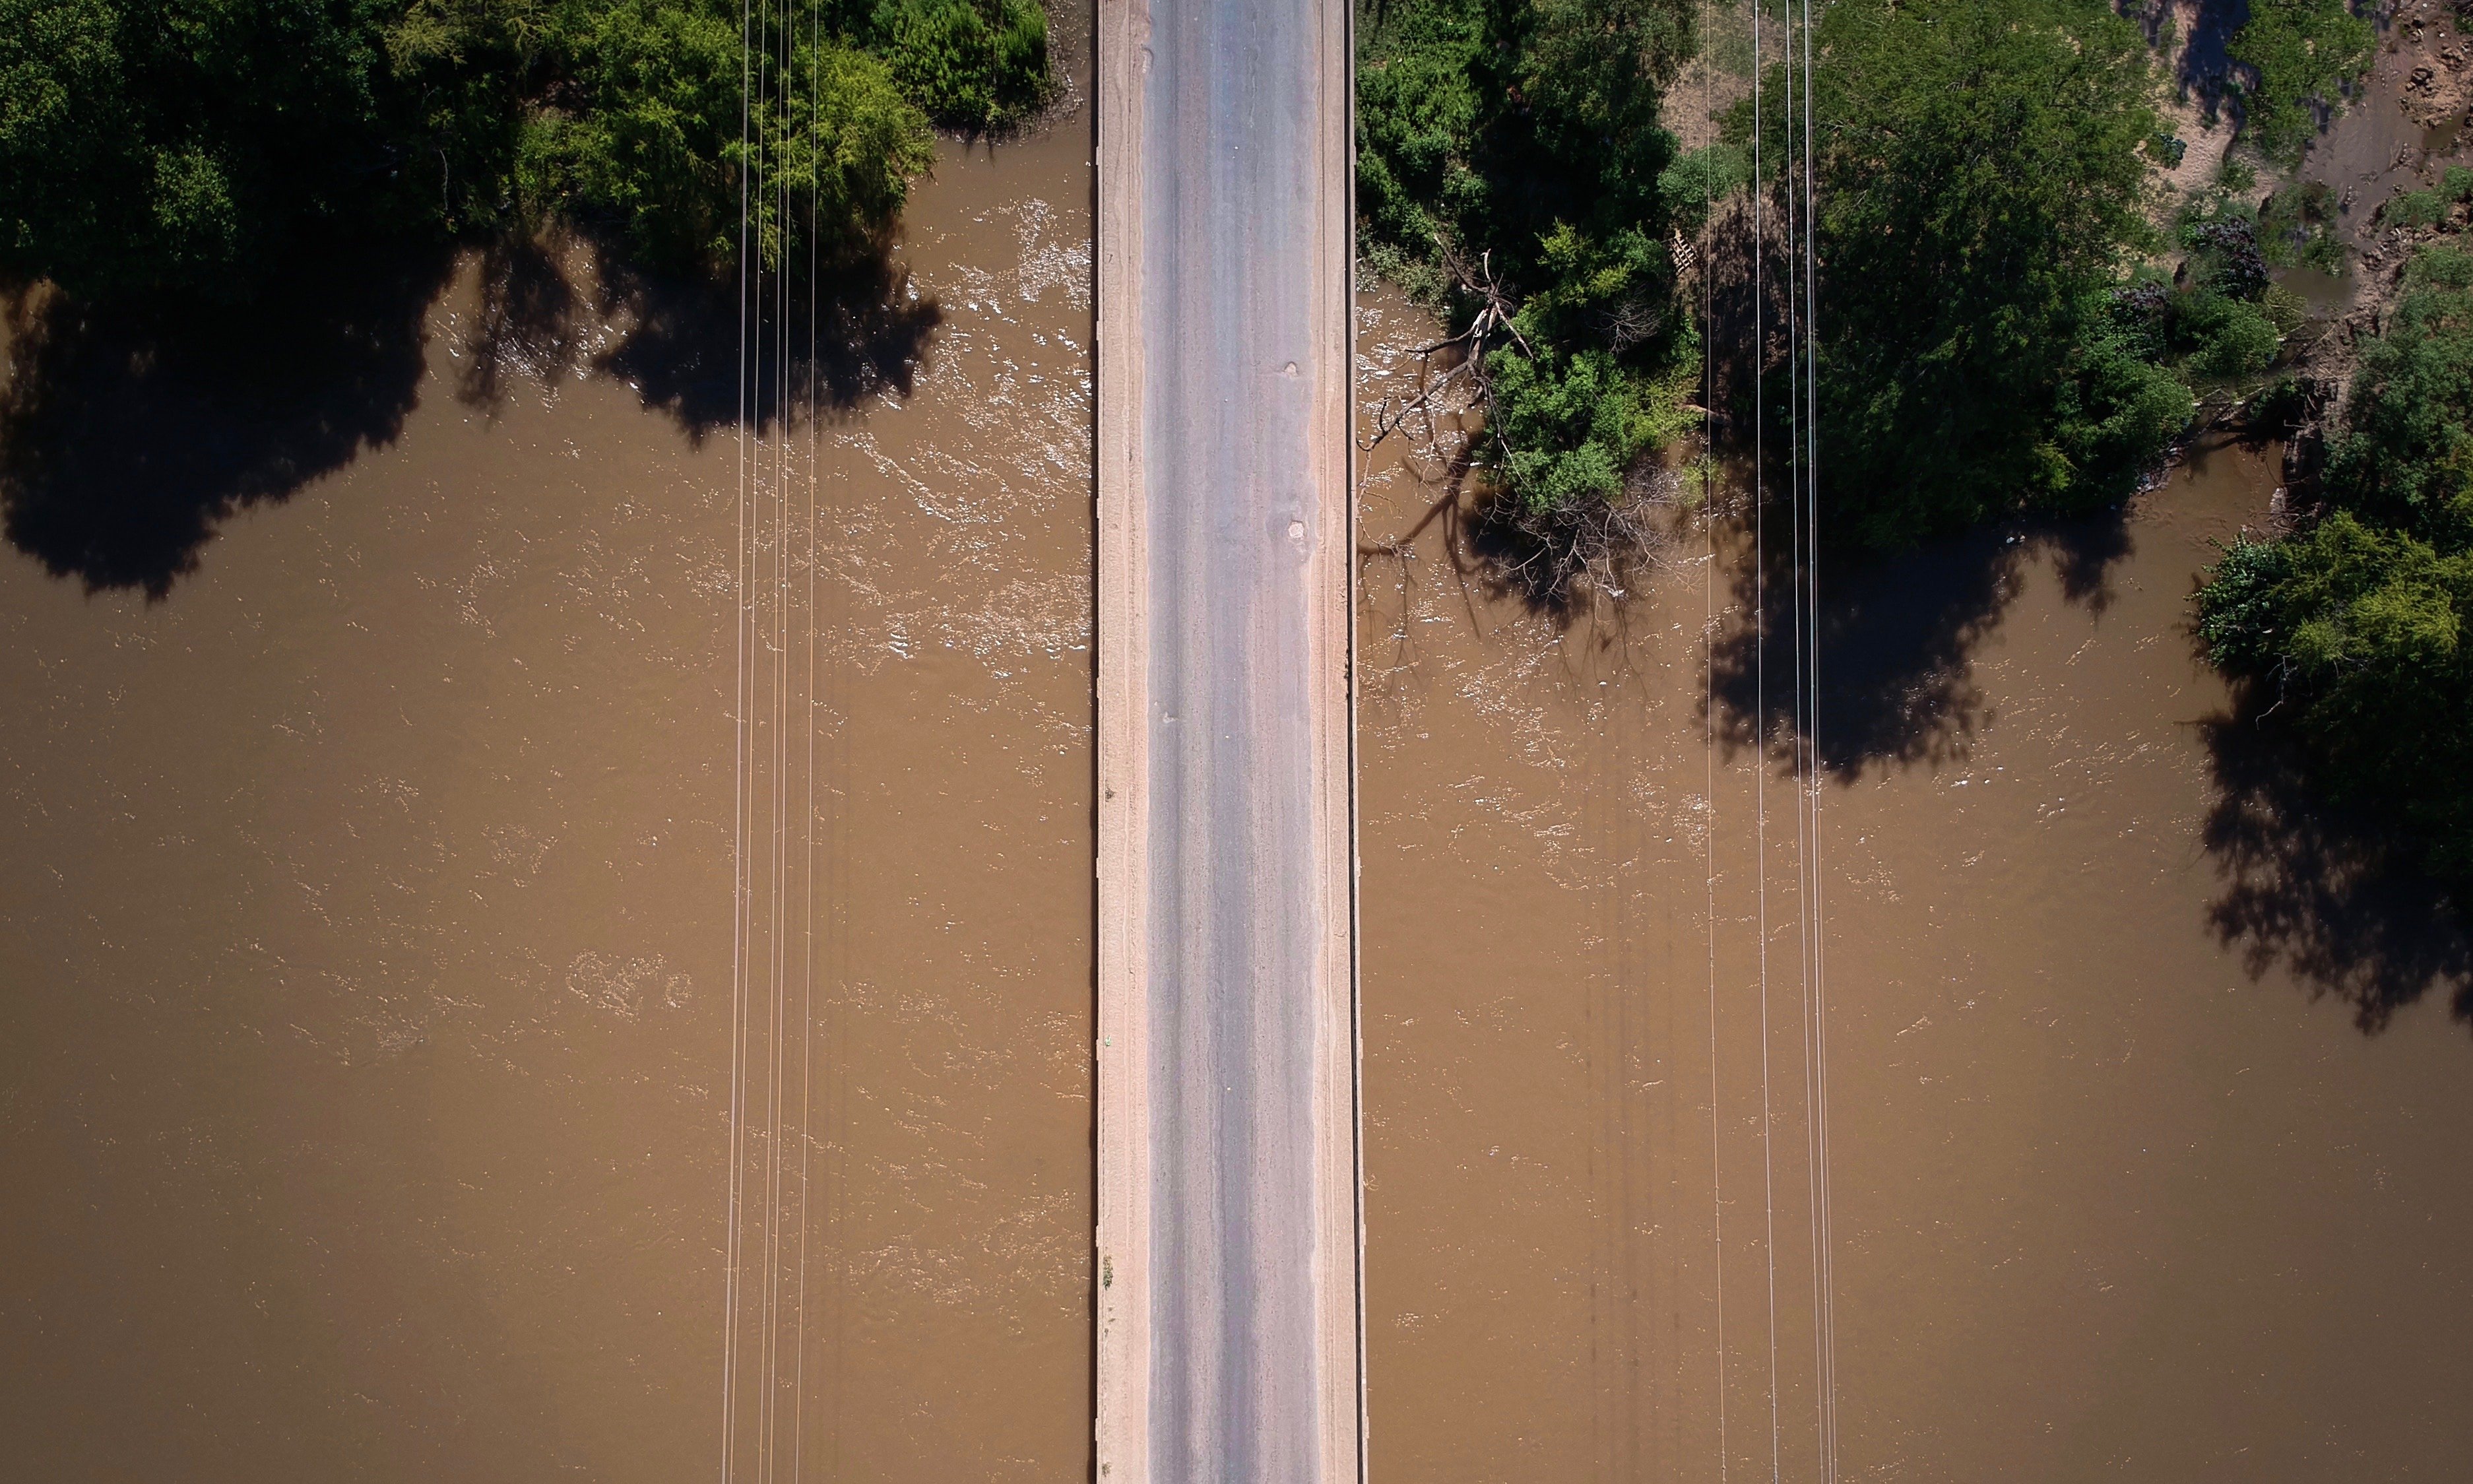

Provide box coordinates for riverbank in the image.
[1355,279,2473,1480]
[0,46,1096,1484]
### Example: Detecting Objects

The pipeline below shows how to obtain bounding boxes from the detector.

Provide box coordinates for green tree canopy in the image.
[2199,246,2473,896]
[0,0,1046,298]
[1787,0,2183,549]
[1357,0,1698,521]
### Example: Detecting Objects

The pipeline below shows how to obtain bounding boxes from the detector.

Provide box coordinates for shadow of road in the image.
[1710,501,2133,778]
[2201,705,2473,1034]
[0,241,456,598]
[1,228,942,599]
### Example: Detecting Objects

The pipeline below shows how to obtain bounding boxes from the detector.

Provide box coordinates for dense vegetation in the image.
[2199,245,2473,897]
[2226,0,2375,166]
[1353,0,2370,563]
[0,0,1048,300]
[1757,0,2375,552]
[1355,0,1701,534]
[1772,0,2183,549]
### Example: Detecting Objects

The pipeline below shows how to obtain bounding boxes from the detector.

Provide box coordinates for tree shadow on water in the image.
[1,228,942,599]
[459,229,942,443]
[2200,703,2473,1035]
[1710,500,2133,778]
[0,240,455,599]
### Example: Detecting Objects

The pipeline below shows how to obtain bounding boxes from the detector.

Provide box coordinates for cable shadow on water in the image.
[0,237,456,600]
[1708,497,2133,779]
[2199,698,2473,1035]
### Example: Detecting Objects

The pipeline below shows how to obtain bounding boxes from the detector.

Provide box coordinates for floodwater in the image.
[1355,294,2473,1479]
[0,19,1095,1484]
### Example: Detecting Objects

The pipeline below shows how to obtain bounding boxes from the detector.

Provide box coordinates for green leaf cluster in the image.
[2197,246,2473,894]
[1655,143,1745,235]
[2226,0,2374,166]
[1357,0,1698,515]
[1782,0,2193,550]
[861,0,1050,130]
[513,2,934,271]
[0,0,1047,298]
[2377,166,2473,233]
[2256,178,2346,273]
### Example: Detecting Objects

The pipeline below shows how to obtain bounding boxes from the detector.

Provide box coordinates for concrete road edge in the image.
[1095,0,1153,1475]
[1093,0,1361,1476]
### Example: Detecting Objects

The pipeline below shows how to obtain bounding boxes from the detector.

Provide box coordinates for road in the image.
[1093,0,1359,1479]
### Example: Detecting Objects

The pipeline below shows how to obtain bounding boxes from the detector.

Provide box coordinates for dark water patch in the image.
[2200,703,2473,1034]
[0,238,455,598]
[610,249,938,439]
[455,234,589,412]
[458,230,942,441]
[1,226,942,598]
[2273,263,2352,316]
[1708,498,2134,778]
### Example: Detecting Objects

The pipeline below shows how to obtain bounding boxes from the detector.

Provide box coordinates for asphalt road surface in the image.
[1095,0,1359,1478]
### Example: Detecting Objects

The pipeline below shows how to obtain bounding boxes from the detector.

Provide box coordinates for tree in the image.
[0,0,1048,297]
[2197,246,2473,896]
[1357,0,1698,539]
[0,0,430,299]
[1787,0,2183,550]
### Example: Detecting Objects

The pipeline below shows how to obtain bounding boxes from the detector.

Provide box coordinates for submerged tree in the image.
[1356,0,1702,593]
[2199,246,2473,899]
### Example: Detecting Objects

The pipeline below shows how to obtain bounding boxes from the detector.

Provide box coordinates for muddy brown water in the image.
[12,24,2473,1484]
[1355,290,2473,1480]
[0,24,1094,1483]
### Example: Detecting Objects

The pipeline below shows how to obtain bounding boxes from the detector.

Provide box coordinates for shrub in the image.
[1656,144,1747,233]
[866,0,1049,130]
[2181,293,2283,377]
[1357,0,1698,535]
[2227,0,2375,165]
[2197,243,2473,895]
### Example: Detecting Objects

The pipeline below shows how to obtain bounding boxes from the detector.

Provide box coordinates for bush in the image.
[2181,293,2283,377]
[2385,187,2451,230]
[866,0,1050,130]
[2051,323,2197,501]
[2227,0,2375,165]
[2320,245,2473,536]
[1487,346,1645,509]
[1357,0,1699,526]
[2197,243,2473,895]
[1777,0,2184,547]
[2257,179,2344,273]
[1656,144,1746,233]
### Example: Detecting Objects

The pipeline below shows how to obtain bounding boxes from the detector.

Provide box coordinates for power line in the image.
[1700,0,1731,1477]
[720,0,758,1470]
[1800,0,1843,1472]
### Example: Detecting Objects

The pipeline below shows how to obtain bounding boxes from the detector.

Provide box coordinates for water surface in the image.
[0,25,1095,1481]
[1356,291,2473,1481]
